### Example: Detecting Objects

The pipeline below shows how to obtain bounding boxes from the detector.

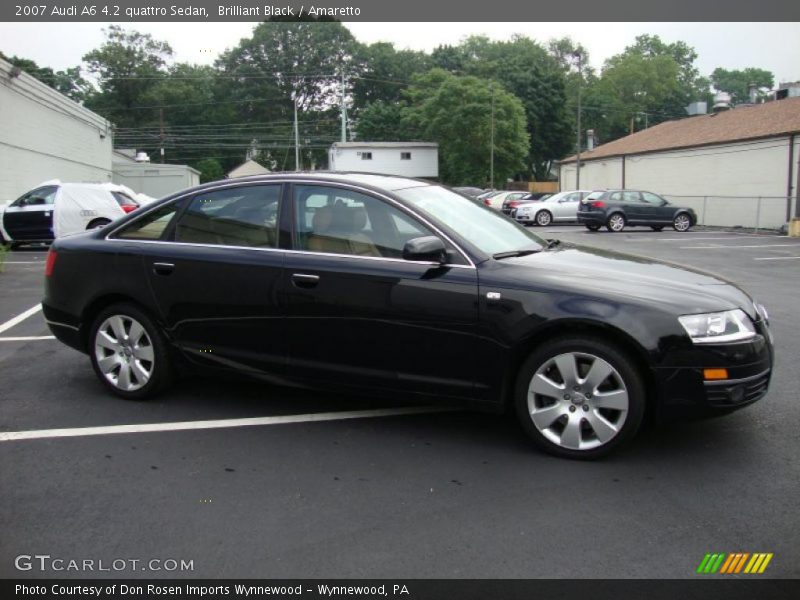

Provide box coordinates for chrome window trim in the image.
[103,237,473,269]
[105,178,477,269]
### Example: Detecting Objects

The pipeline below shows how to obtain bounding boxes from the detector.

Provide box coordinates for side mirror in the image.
[402,236,447,265]
[660,199,669,206]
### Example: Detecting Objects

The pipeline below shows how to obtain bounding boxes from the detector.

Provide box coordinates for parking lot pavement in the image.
[1,236,799,579]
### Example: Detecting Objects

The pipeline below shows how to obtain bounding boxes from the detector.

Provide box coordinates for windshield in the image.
[396,185,545,256]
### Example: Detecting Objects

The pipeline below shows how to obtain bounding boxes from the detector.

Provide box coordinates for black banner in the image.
[4,580,800,600]
[2,0,799,22]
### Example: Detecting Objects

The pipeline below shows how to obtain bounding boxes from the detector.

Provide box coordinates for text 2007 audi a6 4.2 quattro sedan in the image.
[42,173,774,459]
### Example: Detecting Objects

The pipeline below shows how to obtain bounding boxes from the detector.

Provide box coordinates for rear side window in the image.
[174,185,280,248]
[585,191,604,201]
[622,191,641,202]
[115,202,182,240]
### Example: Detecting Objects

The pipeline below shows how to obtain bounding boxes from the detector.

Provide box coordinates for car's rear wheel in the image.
[514,336,646,459]
[606,213,626,232]
[89,303,172,400]
[535,210,552,226]
[86,218,112,230]
[650,226,664,232]
[673,213,692,232]
[585,224,600,232]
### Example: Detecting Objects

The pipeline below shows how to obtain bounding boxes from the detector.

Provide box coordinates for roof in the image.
[331,142,438,148]
[227,159,271,178]
[561,96,800,163]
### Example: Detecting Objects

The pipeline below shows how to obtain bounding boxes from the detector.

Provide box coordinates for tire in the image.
[535,210,552,227]
[86,218,112,230]
[585,224,601,232]
[672,213,692,232]
[606,213,626,232]
[650,226,664,232]
[89,303,172,400]
[514,335,646,459]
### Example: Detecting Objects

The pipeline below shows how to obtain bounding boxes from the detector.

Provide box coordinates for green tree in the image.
[354,100,418,141]
[194,158,225,183]
[458,35,573,180]
[405,70,529,187]
[352,42,430,108]
[82,25,174,127]
[0,51,90,102]
[710,67,774,104]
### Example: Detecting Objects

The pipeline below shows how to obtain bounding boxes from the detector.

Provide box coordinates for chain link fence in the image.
[662,195,796,231]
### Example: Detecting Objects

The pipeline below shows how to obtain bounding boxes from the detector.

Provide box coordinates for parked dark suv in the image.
[577,189,696,232]
[43,173,772,459]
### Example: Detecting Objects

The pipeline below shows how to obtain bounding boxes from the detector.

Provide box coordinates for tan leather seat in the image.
[307,204,380,257]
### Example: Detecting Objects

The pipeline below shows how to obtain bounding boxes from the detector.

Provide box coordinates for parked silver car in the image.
[513,190,593,226]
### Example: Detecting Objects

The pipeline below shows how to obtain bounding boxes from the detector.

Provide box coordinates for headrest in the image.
[312,205,334,232]
[350,206,368,231]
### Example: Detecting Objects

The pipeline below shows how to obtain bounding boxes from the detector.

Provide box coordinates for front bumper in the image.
[654,323,774,421]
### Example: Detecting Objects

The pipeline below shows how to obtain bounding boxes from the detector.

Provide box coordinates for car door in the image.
[116,183,287,376]
[2,185,58,241]
[641,192,673,223]
[552,192,581,221]
[620,190,647,223]
[283,183,479,399]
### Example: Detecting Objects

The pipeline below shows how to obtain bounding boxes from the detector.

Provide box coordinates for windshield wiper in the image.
[492,249,541,259]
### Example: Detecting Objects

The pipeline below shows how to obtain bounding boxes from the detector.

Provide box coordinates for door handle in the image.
[152,262,175,276]
[291,273,320,288]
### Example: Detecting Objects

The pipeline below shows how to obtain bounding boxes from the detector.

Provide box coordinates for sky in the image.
[0,22,799,84]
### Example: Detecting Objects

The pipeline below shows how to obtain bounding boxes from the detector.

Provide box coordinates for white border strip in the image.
[0,304,42,335]
[0,406,455,442]
[754,256,800,261]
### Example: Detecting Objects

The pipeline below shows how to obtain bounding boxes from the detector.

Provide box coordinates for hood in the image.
[492,243,756,319]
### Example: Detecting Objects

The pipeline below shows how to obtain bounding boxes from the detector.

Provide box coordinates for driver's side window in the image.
[13,186,58,207]
[642,192,665,205]
[294,185,433,259]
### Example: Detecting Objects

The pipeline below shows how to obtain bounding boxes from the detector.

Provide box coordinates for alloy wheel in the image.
[526,352,629,451]
[94,315,155,392]
[673,214,691,231]
[536,211,552,226]
[607,214,625,232]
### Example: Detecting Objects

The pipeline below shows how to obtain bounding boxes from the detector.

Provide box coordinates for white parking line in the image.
[0,304,42,335]
[753,256,800,261]
[655,236,784,242]
[3,261,45,264]
[0,406,456,442]
[0,335,55,342]
[680,244,800,250]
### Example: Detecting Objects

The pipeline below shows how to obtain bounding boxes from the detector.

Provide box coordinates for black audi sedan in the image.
[577,189,697,232]
[42,173,773,459]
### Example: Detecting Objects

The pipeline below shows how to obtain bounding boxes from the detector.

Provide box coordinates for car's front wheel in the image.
[89,303,172,400]
[535,210,552,226]
[606,213,626,232]
[673,213,692,232]
[514,336,646,459]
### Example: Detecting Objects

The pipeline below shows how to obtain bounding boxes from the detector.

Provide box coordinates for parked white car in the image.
[513,190,593,226]
[482,190,528,210]
[0,181,149,247]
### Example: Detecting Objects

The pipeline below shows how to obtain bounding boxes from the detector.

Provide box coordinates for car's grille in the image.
[705,370,771,407]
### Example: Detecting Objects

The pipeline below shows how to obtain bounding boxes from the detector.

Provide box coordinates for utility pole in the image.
[294,95,300,172]
[490,84,495,188]
[341,73,347,143]
[573,51,582,189]
[159,108,165,164]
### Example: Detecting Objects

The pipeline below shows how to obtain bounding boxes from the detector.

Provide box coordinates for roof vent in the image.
[134,151,150,163]
[712,92,732,112]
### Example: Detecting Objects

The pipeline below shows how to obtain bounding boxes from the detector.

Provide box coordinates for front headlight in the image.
[519,206,531,214]
[678,309,756,344]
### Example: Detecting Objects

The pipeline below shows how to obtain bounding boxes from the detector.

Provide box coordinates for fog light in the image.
[704,368,729,380]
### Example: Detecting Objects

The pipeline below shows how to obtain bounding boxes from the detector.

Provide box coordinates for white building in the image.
[559,96,800,228]
[113,149,200,199]
[227,159,271,179]
[328,142,438,179]
[0,57,113,206]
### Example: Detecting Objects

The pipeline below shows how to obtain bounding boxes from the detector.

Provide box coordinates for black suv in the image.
[577,189,696,233]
